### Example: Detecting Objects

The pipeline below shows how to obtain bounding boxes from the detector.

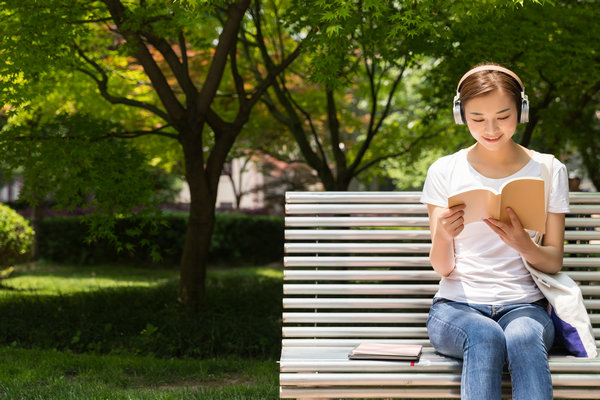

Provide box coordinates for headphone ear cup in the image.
[520,93,529,123]
[453,93,465,124]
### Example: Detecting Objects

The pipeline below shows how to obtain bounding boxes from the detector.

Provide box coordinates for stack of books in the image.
[348,343,423,361]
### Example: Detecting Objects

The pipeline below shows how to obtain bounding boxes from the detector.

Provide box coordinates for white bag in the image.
[521,153,597,358]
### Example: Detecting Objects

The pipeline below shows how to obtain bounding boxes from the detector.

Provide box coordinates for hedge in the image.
[0,204,34,267]
[37,213,284,267]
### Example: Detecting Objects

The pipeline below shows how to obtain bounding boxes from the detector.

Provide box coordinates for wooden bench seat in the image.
[280,191,600,399]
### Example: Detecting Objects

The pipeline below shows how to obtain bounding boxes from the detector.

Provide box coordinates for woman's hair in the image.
[459,62,522,109]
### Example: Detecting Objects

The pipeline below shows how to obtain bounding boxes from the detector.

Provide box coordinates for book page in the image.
[499,178,546,233]
[448,189,498,225]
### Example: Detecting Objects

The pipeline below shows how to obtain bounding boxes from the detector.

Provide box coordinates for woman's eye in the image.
[498,116,510,120]
[472,119,484,123]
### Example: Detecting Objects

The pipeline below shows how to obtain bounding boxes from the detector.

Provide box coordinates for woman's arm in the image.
[426,203,465,277]
[484,209,565,274]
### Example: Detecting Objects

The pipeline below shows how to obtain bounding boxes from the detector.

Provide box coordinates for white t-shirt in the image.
[420,148,570,305]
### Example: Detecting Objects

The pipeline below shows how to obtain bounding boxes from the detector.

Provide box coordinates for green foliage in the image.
[37,213,284,266]
[0,265,283,359]
[421,0,600,188]
[0,203,34,266]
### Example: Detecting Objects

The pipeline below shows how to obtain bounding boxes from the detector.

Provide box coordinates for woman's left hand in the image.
[483,207,536,253]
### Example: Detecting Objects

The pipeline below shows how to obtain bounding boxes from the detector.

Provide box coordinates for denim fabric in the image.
[427,297,554,400]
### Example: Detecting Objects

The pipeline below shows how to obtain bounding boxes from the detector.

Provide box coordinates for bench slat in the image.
[285,204,600,215]
[285,216,599,227]
[281,372,600,387]
[285,229,600,241]
[284,256,431,267]
[567,205,600,214]
[285,243,600,254]
[283,283,600,296]
[283,312,600,324]
[286,204,427,214]
[565,218,600,227]
[285,229,431,240]
[286,192,423,203]
[286,216,430,227]
[284,270,438,281]
[282,297,600,310]
[283,284,439,295]
[283,298,432,308]
[284,243,431,254]
[280,347,600,372]
[282,339,600,348]
[283,327,429,338]
[285,191,600,203]
[283,312,429,324]
[281,387,600,399]
[285,256,600,268]
[283,270,600,282]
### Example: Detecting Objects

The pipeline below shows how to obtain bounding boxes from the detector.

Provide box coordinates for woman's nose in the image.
[486,119,498,132]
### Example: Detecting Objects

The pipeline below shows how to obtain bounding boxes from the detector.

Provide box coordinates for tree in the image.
[0,0,305,308]
[423,0,600,189]
[239,0,531,191]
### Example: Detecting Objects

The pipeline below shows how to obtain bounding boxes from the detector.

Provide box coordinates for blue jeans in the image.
[427,297,554,400]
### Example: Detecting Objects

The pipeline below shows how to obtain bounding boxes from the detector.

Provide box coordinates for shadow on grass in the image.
[0,265,283,360]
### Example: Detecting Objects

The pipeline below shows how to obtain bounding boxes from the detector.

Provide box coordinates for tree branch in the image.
[350,55,409,174]
[141,29,198,102]
[74,47,171,121]
[97,124,179,140]
[101,0,185,121]
[197,0,251,115]
[354,126,448,176]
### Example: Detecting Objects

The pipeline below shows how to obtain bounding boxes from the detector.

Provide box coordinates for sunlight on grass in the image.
[0,262,179,296]
[0,262,282,296]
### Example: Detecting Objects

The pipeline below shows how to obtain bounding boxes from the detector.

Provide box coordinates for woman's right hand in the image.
[436,204,466,238]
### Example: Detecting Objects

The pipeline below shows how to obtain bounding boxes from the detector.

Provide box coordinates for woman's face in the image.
[463,89,518,152]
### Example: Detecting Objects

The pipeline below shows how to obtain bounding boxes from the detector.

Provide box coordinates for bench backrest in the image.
[283,191,600,348]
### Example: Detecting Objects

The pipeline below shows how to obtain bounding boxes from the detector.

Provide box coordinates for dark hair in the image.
[459,63,522,112]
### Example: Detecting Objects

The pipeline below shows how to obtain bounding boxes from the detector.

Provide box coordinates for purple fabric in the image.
[550,307,588,357]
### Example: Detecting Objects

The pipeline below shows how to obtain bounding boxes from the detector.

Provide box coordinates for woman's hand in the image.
[437,204,466,238]
[483,207,535,253]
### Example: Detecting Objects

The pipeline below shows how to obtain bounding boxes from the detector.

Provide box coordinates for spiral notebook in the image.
[348,343,423,361]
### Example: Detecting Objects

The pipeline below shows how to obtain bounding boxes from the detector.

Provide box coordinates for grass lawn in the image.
[0,347,279,399]
[0,262,282,399]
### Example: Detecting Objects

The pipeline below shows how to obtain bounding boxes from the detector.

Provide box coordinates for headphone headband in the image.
[453,64,529,125]
[456,65,524,92]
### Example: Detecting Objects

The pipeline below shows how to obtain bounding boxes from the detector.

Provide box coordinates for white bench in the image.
[280,191,600,399]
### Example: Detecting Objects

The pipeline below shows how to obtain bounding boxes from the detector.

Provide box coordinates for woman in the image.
[420,63,569,399]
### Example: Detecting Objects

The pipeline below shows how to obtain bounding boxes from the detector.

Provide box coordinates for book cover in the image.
[348,343,423,361]
[447,176,546,233]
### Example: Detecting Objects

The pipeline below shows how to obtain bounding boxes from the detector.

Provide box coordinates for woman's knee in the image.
[505,317,553,353]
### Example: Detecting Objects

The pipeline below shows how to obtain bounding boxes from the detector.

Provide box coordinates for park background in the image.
[0,0,599,399]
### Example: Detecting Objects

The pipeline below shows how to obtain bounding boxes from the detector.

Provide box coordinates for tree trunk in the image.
[179,189,214,310]
[179,131,215,310]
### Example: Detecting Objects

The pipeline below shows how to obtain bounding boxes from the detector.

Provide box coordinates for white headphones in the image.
[453,65,529,125]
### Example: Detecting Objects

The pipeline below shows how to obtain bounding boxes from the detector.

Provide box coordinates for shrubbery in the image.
[0,272,282,359]
[37,212,284,266]
[0,204,34,266]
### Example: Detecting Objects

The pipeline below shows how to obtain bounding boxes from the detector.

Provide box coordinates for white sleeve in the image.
[420,157,450,208]
[548,158,570,213]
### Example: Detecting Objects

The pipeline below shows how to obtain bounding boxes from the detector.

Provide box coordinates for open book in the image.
[447,176,546,233]
[348,343,423,361]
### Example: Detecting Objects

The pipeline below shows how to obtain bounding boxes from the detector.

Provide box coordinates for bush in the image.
[0,204,34,266]
[0,271,283,359]
[37,212,284,267]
